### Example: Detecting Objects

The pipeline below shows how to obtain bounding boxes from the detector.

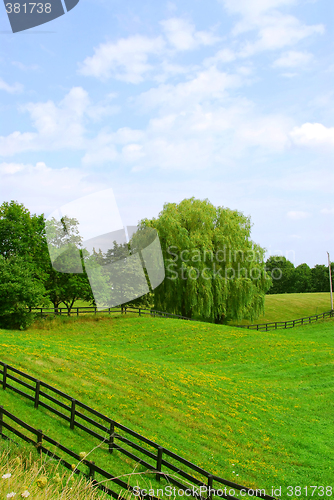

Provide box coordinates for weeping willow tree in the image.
[140,197,271,323]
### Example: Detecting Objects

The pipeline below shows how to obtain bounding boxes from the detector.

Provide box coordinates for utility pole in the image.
[327,252,333,311]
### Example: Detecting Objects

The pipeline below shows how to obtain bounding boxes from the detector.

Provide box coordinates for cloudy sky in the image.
[0,0,333,267]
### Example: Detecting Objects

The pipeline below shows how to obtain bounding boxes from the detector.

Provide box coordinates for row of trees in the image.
[1,198,273,328]
[0,201,96,328]
[0,201,155,329]
[1,197,331,329]
[265,256,333,294]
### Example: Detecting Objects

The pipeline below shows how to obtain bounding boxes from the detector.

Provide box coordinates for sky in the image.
[0,0,333,268]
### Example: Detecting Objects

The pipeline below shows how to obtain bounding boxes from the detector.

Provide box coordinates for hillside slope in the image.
[0,315,333,494]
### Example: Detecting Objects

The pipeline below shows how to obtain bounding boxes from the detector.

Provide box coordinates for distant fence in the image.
[29,306,334,332]
[0,362,277,500]
[29,305,196,322]
[235,309,334,331]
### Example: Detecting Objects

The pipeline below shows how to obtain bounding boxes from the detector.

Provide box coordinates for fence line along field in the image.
[0,311,333,497]
[227,292,333,325]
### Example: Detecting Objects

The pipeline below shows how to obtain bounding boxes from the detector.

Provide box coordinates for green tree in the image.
[0,255,46,329]
[311,264,333,292]
[0,202,95,316]
[293,263,312,293]
[139,198,271,323]
[44,216,94,313]
[265,256,295,294]
[0,201,45,260]
[89,239,153,309]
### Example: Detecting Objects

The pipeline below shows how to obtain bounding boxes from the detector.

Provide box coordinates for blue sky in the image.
[0,0,333,267]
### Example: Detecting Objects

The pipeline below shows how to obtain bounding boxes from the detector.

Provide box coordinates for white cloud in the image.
[0,162,25,175]
[0,87,88,156]
[136,66,242,112]
[0,77,23,94]
[0,87,117,157]
[287,211,310,220]
[290,123,334,148]
[81,127,145,166]
[237,13,324,56]
[78,35,165,83]
[0,131,37,156]
[203,48,236,67]
[218,0,324,58]
[272,50,313,68]
[0,161,108,216]
[160,17,220,51]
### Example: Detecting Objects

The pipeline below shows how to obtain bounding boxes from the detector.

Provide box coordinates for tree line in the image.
[265,256,333,294]
[0,198,331,329]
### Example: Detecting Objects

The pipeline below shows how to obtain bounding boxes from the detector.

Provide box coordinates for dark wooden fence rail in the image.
[29,306,334,332]
[0,405,153,500]
[29,305,195,322]
[235,309,334,331]
[0,363,277,500]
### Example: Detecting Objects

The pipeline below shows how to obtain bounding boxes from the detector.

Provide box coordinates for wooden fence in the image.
[235,309,334,331]
[29,305,195,321]
[30,306,334,332]
[0,362,277,500]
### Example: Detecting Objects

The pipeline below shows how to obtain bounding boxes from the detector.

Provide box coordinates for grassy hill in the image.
[0,313,333,498]
[228,292,332,325]
[46,292,333,326]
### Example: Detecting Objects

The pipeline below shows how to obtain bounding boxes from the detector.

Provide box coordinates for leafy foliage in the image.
[140,197,271,323]
[0,255,46,329]
[265,257,334,294]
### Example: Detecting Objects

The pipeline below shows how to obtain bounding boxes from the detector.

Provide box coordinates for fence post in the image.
[77,308,79,317]
[207,475,213,500]
[139,308,141,316]
[2,364,7,390]
[34,380,41,409]
[70,399,76,430]
[0,406,3,435]
[156,446,163,481]
[36,429,43,455]
[108,422,114,454]
[88,461,95,480]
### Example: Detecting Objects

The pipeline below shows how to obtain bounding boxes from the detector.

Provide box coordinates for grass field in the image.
[0,310,333,499]
[228,292,333,325]
[43,292,333,326]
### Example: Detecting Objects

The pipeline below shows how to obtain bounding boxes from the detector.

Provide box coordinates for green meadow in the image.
[0,304,333,499]
[228,292,332,325]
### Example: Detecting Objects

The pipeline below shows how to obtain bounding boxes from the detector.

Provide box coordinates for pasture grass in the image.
[0,443,111,499]
[0,312,333,499]
[228,292,332,325]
